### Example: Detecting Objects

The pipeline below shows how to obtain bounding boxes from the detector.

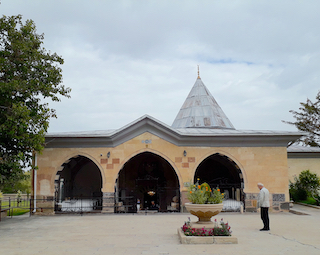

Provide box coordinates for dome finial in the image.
[197,65,200,79]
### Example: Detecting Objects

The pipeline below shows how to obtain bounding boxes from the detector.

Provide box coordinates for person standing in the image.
[257,183,270,231]
[136,199,141,212]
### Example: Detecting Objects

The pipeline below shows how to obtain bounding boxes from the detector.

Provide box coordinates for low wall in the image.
[245,192,289,212]
[1,209,8,220]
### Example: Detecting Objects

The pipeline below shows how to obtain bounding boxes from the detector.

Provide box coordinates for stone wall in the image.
[35,132,291,214]
[245,192,288,212]
[288,157,320,182]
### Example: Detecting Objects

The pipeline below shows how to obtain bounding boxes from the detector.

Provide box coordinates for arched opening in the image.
[54,155,103,212]
[116,152,180,213]
[194,153,244,210]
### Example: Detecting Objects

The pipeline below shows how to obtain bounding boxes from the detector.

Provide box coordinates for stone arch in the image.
[53,152,106,187]
[115,151,180,213]
[54,154,103,212]
[115,148,183,189]
[192,150,247,187]
[194,152,245,204]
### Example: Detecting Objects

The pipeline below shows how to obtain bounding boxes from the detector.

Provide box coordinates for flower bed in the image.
[181,218,232,236]
[177,228,238,244]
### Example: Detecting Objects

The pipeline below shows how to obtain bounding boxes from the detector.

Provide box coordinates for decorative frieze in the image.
[273,193,285,202]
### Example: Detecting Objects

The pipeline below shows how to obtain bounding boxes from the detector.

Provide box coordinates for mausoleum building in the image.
[32,73,319,214]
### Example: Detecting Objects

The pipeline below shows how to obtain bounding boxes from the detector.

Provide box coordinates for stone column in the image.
[102,192,115,213]
[244,193,258,212]
[181,190,189,212]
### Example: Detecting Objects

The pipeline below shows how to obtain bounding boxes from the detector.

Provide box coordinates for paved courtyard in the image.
[0,204,319,255]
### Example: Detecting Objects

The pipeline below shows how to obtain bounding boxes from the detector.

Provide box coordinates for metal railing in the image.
[55,197,102,213]
[222,199,244,212]
[1,197,244,221]
[0,197,31,221]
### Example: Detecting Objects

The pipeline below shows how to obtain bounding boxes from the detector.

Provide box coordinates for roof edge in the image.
[45,116,304,149]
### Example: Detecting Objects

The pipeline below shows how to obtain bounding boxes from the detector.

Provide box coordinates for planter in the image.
[177,228,238,244]
[185,203,223,224]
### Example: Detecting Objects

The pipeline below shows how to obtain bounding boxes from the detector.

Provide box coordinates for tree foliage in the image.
[1,170,31,194]
[284,91,320,147]
[0,15,71,188]
[289,170,320,202]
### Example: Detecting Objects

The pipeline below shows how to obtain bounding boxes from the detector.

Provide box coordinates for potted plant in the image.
[185,180,224,224]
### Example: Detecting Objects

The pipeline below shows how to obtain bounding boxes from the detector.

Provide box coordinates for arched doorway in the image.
[116,152,180,213]
[194,153,244,208]
[54,155,103,212]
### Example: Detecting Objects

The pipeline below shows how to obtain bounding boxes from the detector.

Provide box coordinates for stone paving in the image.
[0,204,319,255]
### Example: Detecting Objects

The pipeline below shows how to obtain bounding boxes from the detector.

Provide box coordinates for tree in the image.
[1,170,31,194]
[289,170,320,202]
[284,91,320,147]
[0,15,71,189]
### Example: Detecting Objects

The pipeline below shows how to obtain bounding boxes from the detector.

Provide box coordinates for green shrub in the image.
[290,170,320,203]
[289,183,308,201]
[314,190,320,206]
[187,180,224,204]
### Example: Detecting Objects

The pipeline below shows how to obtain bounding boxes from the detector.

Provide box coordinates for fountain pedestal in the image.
[185,202,223,225]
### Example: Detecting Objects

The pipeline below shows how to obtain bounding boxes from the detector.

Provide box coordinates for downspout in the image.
[33,152,37,213]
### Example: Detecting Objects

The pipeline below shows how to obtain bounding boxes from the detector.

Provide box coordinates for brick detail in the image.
[106,164,114,169]
[100,159,108,164]
[112,158,120,164]
[188,157,195,163]
[175,157,182,163]
[182,163,189,168]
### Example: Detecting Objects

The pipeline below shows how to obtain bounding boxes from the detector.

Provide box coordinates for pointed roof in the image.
[172,76,235,129]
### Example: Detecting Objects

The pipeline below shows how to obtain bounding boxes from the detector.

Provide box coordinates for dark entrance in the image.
[54,155,103,212]
[195,153,244,204]
[116,152,180,213]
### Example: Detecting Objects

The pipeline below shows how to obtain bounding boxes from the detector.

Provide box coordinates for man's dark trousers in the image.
[260,207,269,230]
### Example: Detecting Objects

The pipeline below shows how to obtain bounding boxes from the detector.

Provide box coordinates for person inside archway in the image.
[149,201,159,211]
[137,199,141,211]
[257,183,270,231]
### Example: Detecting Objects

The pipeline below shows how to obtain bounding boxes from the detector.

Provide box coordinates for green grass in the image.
[1,199,30,216]
[7,207,30,216]
[299,197,317,205]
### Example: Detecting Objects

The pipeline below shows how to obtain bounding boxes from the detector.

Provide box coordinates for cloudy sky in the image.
[2,1,319,133]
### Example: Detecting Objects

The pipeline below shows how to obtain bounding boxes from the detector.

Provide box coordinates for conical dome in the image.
[172,77,235,129]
